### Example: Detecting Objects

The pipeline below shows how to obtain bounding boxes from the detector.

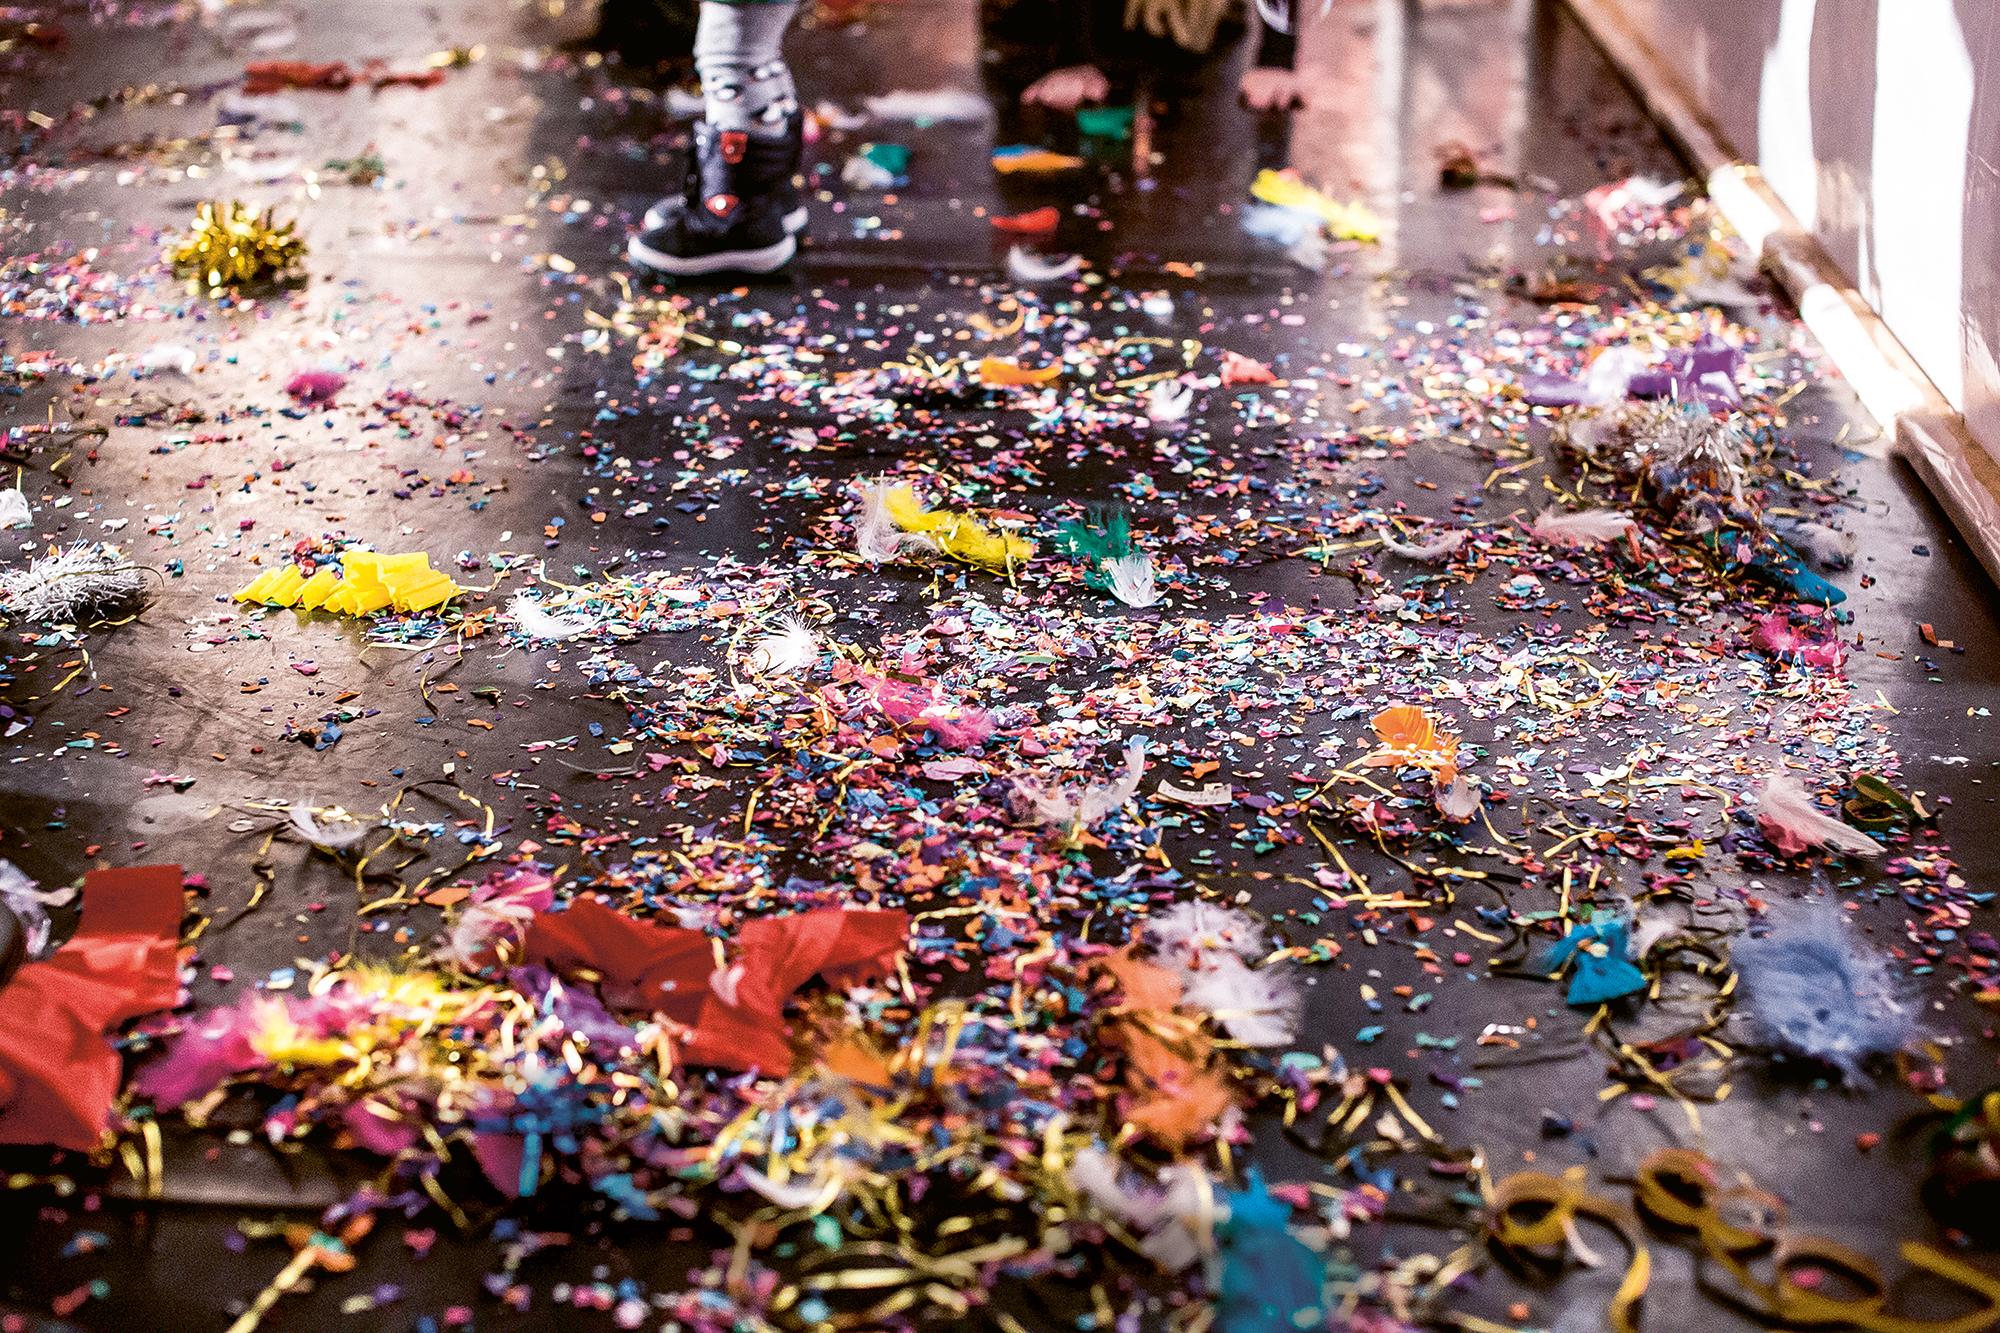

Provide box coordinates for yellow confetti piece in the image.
[233,551,462,617]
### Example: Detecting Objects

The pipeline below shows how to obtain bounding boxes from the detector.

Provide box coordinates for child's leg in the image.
[628,0,806,274]
[694,1,800,134]
[1240,0,1307,109]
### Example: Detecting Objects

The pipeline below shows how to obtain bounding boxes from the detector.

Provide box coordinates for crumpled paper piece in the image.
[0,864,183,1149]
[524,900,909,1074]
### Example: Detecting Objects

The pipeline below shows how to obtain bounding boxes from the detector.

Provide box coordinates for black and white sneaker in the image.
[642,100,806,233]
[628,118,803,276]
[642,196,808,236]
[627,202,794,276]
[641,107,807,234]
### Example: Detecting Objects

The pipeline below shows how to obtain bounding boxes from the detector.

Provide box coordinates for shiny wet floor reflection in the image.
[1,1,1998,1329]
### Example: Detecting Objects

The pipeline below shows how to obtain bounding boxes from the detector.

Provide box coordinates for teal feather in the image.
[1058,509,1136,589]
[1217,1169,1325,1332]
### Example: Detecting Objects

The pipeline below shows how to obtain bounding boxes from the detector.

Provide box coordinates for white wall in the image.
[1613,0,2000,459]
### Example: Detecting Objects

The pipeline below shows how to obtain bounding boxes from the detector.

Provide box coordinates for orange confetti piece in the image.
[976,355,1063,388]
[1365,704,1460,784]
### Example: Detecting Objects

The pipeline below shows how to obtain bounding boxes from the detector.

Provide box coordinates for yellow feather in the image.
[881,485,1034,571]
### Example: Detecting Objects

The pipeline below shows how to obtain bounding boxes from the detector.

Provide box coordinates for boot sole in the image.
[643,202,808,234]
[627,230,797,276]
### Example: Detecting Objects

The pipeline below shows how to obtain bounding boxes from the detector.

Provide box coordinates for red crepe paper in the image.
[525,900,908,1074]
[0,864,184,1149]
[244,60,354,92]
[991,207,1061,236]
[243,60,448,95]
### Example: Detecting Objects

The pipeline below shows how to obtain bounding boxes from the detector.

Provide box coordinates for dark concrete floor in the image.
[2,0,1999,1330]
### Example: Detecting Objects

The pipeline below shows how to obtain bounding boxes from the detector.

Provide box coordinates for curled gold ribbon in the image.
[1488,1166,1648,1333]
[1488,1149,2000,1332]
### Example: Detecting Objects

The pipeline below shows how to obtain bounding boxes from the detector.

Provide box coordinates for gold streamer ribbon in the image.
[1487,1166,1648,1333]
[1487,1149,2000,1332]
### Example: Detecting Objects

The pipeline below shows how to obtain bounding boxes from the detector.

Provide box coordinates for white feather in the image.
[1379,528,1465,561]
[0,859,51,957]
[863,88,990,123]
[0,489,30,530]
[0,543,147,623]
[841,153,899,191]
[1104,553,1162,608]
[1145,380,1195,424]
[138,344,197,376]
[1014,738,1146,830]
[855,480,931,563]
[1071,1147,1169,1230]
[1142,902,1298,1047]
[1436,775,1482,822]
[856,481,902,562]
[1629,909,1680,961]
[1139,1209,1206,1272]
[441,895,539,970]
[1783,521,1857,569]
[1579,345,1650,406]
[1143,902,1264,961]
[1178,954,1300,1046]
[745,613,820,676]
[1069,1149,1212,1272]
[506,590,600,641]
[1559,408,1616,459]
[1755,771,1881,857]
[1242,203,1318,247]
[1007,246,1082,283]
[1286,230,1330,272]
[1530,507,1635,546]
[1147,1166,1216,1269]
[287,806,376,851]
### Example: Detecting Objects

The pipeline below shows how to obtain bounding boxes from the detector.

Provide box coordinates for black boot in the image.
[628,118,802,276]
[643,106,806,236]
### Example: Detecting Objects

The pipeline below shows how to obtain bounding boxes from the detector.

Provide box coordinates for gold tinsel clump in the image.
[167,201,306,294]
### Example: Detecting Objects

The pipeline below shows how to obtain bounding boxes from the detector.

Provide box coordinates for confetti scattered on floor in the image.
[2,2,1999,1331]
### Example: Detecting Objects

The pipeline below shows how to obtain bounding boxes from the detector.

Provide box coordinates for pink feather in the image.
[1529,507,1635,546]
[285,369,347,404]
[1754,771,1880,858]
[839,666,995,749]
[1751,612,1846,669]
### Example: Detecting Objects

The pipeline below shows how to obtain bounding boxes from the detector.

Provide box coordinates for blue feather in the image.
[1539,911,1649,1006]
[1733,906,1915,1085]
